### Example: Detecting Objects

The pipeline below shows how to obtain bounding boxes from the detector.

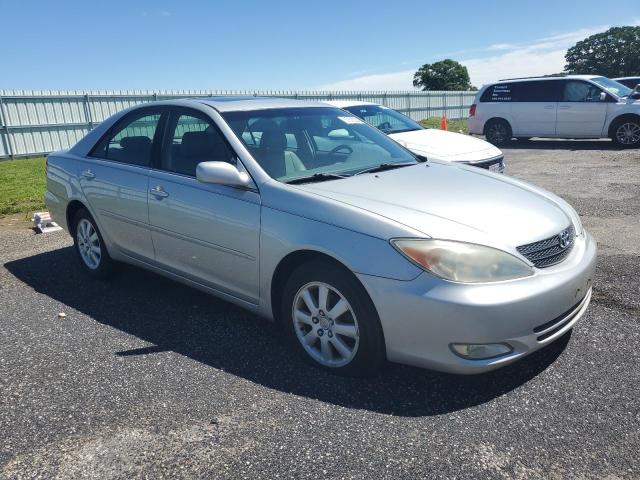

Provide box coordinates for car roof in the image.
[494,74,598,84]
[154,96,333,113]
[613,76,640,80]
[324,100,376,108]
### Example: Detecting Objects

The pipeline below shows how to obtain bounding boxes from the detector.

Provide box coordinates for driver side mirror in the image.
[196,161,252,188]
[599,91,607,102]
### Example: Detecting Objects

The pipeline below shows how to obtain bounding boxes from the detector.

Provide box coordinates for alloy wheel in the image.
[616,122,640,145]
[76,218,102,269]
[487,123,509,144]
[292,282,360,368]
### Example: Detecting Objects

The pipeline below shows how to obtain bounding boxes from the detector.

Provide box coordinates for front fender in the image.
[258,206,422,318]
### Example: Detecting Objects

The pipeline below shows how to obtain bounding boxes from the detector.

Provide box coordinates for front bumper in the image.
[357,231,597,374]
[462,154,505,173]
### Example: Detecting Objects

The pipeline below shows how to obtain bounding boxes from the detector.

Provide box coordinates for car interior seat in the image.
[257,121,307,178]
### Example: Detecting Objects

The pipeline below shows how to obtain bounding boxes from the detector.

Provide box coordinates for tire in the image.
[72,208,114,279]
[281,260,386,377]
[485,119,512,146]
[611,117,640,148]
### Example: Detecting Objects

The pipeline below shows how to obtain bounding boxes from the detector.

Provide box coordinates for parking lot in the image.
[1,140,638,479]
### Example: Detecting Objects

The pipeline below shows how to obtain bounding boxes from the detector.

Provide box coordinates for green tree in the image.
[564,26,640,77]
[413,59,475,91]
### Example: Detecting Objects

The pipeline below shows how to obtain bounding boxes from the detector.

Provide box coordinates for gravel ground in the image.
[1,140,639,479]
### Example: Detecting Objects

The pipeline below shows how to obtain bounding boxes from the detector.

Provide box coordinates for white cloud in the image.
[319,24,618,90]
[321,69,416,91]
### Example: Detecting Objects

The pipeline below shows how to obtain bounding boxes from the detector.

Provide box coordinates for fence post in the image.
[0,96,15,159]
[83,94,94,130]
[442,92,447,118]
[406,93,411,119]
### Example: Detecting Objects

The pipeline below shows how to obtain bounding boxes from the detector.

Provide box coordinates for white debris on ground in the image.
[32,211,62,233]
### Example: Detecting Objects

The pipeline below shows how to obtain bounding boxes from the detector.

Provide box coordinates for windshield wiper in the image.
[284,173,349,185]
[353,162,416,176]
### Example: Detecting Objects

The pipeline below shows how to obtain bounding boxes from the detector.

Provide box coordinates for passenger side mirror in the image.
[196,161,252,188]
[328,128,351,139]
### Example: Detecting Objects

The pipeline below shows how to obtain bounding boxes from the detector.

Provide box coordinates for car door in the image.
[509,80,559,136]
[79,108,163,261]
[555,80,609,137]
[147,107,261,303]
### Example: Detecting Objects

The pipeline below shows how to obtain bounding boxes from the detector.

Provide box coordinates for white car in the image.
[326,101,505,173]
[468,75,640,147]
[613,77,640,89]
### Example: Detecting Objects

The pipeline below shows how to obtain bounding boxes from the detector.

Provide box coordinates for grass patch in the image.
[420,117,468,134]
[0,157,47,217]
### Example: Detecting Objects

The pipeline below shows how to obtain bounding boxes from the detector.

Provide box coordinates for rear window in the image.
[480,83,516,102]
[481,80,562,103]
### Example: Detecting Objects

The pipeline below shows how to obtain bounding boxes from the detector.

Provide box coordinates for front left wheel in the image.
[282,260,386,377]
[611,118,640,148]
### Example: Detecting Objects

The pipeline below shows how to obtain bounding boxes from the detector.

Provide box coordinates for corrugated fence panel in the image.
[0,89,476,158]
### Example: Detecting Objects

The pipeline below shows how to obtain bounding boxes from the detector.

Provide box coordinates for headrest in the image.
[120,136,151,151]
[181,131,222,159]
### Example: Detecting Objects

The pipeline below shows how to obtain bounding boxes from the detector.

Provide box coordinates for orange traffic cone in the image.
[440,114,448,131]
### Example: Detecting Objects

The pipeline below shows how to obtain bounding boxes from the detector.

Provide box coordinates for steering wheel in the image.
[329,144,354,155]
[377,121,393,130]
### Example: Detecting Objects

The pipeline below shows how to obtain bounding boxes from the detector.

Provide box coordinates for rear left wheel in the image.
[72,208,114,279]
[282,260,386,377]
[485,119,512,146]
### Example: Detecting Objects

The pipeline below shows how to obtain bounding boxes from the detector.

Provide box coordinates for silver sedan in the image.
[45,97,596,376]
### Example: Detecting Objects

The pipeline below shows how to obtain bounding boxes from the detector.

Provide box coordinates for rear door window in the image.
[91,110,162,166]
[516,80,561,102]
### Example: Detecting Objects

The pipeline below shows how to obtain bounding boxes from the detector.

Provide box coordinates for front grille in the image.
[517,225,575,268]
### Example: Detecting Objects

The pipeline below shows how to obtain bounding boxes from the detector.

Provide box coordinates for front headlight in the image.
[391,239,533,283]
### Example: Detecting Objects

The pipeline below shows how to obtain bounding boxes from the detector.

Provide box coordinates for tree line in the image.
[413,26,640,91]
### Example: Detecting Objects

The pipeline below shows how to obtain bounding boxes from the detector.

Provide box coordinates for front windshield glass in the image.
[591,77,632,97]
[223,107,417,182]
[343,105,423,134]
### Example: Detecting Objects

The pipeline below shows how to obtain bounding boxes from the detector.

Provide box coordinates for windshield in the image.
[591,77,632,97]
[223,107,417,182]
[343,105,423,134]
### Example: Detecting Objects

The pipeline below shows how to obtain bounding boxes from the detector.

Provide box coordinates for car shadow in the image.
[502,138,621,151]
[5,246,571,417]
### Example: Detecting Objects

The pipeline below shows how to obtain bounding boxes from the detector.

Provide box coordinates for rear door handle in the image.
[544,105,555,109]
[150,186,169,198]
[81,170,95,179]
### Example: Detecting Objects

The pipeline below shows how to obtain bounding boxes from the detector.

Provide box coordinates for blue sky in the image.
[3,0,638,90]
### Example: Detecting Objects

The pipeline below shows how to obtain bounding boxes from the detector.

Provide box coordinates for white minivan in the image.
[468,75,640,147]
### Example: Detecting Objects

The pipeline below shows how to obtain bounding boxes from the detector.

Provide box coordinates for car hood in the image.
[389,129,502,162]
[296,162,572,249]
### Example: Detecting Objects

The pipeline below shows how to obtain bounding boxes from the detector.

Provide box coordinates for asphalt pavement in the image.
[1,139,638,479]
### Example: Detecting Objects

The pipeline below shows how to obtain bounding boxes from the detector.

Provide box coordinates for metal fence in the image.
[0,89,476,159]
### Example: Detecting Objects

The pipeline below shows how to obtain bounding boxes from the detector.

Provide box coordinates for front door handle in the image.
[81,170,95,179]
[558,105,571,110]
[150,186,169,198]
